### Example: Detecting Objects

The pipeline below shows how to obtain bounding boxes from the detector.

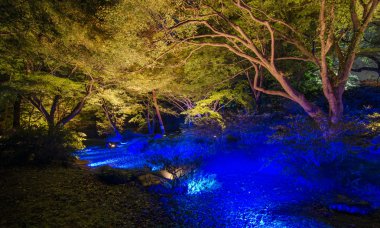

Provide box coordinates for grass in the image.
[0,165,174,227]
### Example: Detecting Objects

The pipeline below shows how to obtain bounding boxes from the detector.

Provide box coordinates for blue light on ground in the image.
[186,172,220,195]
[76,132,380,227]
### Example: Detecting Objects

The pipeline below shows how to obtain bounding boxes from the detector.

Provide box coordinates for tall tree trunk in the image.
[254,69,263,112]
[12,95,21,129]
[146,110,152,134]
[330,87,345,124]
[328,0,378,124]
[47,119,56,135]
[246,68,263,112]
[328,48,358,124]
[146,101,154,134]
[258,65,330,133]
[152,90,165,135]
[152,110,156,134]
[282,78,329,132]
[1,102,10,132]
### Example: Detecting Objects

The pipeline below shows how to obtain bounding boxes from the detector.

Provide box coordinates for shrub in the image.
[266,115,351,181]
[144,135,215,174]
[0,128,85,166]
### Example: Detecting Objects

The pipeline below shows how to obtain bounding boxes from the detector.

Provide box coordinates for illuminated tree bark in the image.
[152,90,165,135]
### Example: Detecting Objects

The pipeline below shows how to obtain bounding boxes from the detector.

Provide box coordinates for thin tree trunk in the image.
[12,95,21,129]
[146,101,155,134]
[101,101,121,136]
[146,109,152,134]
[152,90,165,135]
[1,102,10,131]
[27,106,34,128]
[254,68,263,111]
[152,111,156,134]
[246,68,263,112]
[47,120,56,135]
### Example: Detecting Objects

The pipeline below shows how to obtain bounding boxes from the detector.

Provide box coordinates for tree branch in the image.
[350,0,361,30]
[50,95,61,118]
[275,57,314,62]
[248,64,293,101]
[185,41,262,65]
[56,80,94,127]
[27,95,51,122]
[351,66,379,72]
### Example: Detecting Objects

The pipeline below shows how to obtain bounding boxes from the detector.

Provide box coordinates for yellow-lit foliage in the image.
[367,112,380,133]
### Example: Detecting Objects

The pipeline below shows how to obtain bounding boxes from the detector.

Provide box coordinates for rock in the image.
[95,166,141,185]
[138,173,163,186]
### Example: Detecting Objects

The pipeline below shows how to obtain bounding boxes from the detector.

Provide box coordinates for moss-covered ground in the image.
[0,166,174,227]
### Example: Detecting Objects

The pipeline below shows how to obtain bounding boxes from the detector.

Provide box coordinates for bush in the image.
[266,115,351,182]
[144,135,215,174]
[261,113,380,193]
[0,128,85,166]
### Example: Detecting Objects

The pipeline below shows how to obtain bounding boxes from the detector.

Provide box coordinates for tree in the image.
[160,0,379,136]
[0,0,105,134]
[3,72,93,133]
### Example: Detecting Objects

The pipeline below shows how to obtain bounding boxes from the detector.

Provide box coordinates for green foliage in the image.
[366,112,380,134]
[87,88,144,135]
[301,68,323,96]
[6,73,84,96]
[345,74,361,89]
[0,0,97,133]
[180,47,242,96]
[300,66,360,96]
[182,87,246,129]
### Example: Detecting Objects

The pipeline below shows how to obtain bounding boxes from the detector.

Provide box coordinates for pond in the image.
[76,133,380,227]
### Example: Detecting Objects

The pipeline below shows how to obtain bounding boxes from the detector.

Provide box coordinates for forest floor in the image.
[0,165,174,227]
